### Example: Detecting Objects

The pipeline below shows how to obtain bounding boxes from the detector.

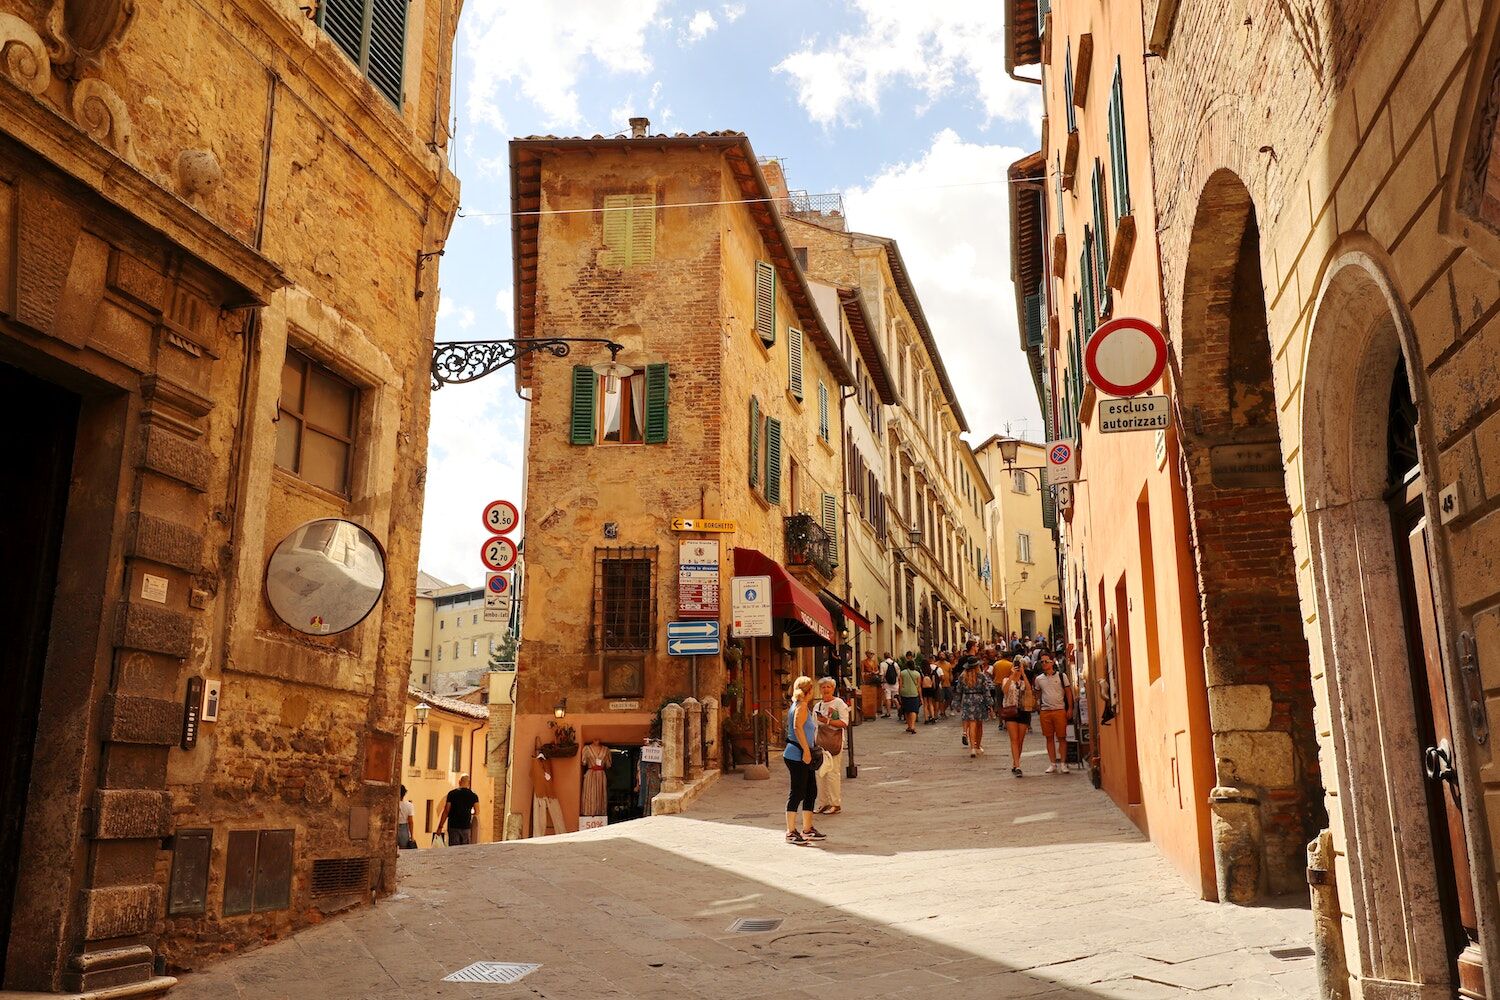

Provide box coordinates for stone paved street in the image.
[174,717,1316,999]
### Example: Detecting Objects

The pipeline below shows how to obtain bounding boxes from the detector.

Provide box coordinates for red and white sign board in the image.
[1084,317,1167,397]
[678,539,721,618]
[1046,440,1079,485]
[481,499,519,535]
[480,535,518,572]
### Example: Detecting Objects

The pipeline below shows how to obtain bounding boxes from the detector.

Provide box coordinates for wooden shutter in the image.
[629,194,656,264]
[821,492,839,566]
[602,194,630,266]
[644,363,669,443]
[366,0,408,105]
[787,326,804,400]
[817,382,829,440]
[570,366,596,445]
[748,396,760,488]
[764,417,783,505]
[1092,161,1112,314]
[1108,61,1131,222]
[318,0,364,62]
[755,261,776,345]
[1024,292,1043,348]
[1063,44,1076,131]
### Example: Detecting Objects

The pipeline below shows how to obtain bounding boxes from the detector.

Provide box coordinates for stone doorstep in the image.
[0,977,176,1000]
[651,769,722,815]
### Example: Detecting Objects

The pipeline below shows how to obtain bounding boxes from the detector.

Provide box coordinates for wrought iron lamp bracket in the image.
[431,338,624,390]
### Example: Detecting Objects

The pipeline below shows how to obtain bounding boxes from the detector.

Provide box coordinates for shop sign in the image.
[1098,395,1171,433]
[641,743,663,763]
[671,517,737,532]
[731,575,772,638]
[678,540,720,617]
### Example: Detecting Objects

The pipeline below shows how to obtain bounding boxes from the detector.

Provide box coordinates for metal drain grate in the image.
[728,918,783,933]
[442,962,541,984]
[1269,946,1315,961]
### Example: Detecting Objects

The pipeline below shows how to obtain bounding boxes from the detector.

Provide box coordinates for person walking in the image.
[813,677,849,815]
[881,652,899,718]
[1034,655,1074,772]
[954,659,994,759]
[920,659,938,724]
[398,785,416,849]
[434,774,480,845]
[783,676,826,846]
[1000,660,1034,777]
[898,655,923,734]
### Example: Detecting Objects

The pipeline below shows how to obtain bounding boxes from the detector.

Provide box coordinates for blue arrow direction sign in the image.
[667,620,720,656]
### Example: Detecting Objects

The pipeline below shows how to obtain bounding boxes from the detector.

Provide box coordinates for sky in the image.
[420,0,1044,586]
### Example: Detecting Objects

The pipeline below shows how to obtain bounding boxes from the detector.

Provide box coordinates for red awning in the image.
[820,590,872,633]
[732,548,836,647]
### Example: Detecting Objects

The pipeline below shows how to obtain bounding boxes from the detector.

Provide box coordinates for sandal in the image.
[814,805,831,814]
[828,806,841,814]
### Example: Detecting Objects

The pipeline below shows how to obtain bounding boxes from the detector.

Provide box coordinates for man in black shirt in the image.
[435,774,480,845]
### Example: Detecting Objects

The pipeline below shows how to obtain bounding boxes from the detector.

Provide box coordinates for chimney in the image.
[629,117,650,138]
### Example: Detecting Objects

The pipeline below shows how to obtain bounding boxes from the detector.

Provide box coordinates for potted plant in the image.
[539,721,577,758]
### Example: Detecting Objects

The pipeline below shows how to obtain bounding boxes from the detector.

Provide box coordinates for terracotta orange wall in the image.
[1045,0,1217,897]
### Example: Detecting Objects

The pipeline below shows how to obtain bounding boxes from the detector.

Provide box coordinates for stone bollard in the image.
[702,697,719,770]
[660,703,685,792]
[683,697,703,779]
[1306,830,1351,1000]
[1209,786,1263,904]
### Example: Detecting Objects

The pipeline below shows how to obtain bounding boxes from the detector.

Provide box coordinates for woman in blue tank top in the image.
[783,675,825,846]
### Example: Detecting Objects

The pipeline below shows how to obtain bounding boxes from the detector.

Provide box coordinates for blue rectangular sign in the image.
[667,620,720,656]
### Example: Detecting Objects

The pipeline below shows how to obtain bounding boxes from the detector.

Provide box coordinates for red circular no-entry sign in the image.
[1084,317,1167,397]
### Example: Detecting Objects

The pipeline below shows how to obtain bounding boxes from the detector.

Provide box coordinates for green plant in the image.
[721,681,742,700]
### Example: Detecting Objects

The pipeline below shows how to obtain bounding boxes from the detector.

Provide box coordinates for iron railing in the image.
[785,513,836,579]
[779,190,846,230]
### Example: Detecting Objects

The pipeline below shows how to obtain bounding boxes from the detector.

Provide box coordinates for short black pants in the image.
[784,756,817,813]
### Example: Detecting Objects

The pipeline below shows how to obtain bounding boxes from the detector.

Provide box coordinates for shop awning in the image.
[732,548,836,647]
[819,590,872,633]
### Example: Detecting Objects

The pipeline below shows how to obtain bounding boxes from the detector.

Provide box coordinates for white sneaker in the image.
[1045,764,1057,774]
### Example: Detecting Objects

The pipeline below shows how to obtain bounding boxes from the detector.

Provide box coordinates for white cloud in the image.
[775,0,1039,127]
[844,129,1042,440]
[464,0,667,131]
[720,3,745,21]
[683,9,717,42]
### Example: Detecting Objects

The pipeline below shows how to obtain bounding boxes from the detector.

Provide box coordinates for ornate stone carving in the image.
[44,0,135,71]
[0,13,52,96]
[71,77,132,155]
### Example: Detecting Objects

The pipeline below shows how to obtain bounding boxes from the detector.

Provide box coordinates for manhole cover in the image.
[728,918,783,933]
[767,930,874,960]
[442,962,540,984]
[1270,946,1315,961]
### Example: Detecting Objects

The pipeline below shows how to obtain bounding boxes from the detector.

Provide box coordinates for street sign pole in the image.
[691,655,698,700]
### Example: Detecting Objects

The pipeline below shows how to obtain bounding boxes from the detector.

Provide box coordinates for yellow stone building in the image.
[507,124,889,836]
[409,574,516,693]
[973,437,1059,641]
[400,689,497,847]
[0,0,458,991]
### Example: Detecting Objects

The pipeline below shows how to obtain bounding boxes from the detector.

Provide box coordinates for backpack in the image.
[884,661,898,685]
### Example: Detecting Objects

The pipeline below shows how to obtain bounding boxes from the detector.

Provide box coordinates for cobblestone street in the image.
[174,717,1316,999]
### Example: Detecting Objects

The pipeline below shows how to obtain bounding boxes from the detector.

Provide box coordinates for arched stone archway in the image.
[1301,247,1487,994]
[1176,170,1324,902]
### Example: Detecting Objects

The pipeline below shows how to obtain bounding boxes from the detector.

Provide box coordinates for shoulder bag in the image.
[1020,680,1038,713]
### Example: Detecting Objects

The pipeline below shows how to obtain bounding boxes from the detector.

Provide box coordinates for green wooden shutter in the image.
[1108,61,1131,222]
[788,326,804,400]
[1063,44,1076,132]
[821,492,839,566]
[644,363,669,443]
[629,194,656,265]
[570,366,596,445]
[1041,379,1057,529]
[366,0,407,105]
[764,417,783,505]
[748,396,760,489]
[755,261,776,345]
[1024,292,1044,348]
[817,382,829,440]
[602,194,630,266]
[1092,161,1112,311]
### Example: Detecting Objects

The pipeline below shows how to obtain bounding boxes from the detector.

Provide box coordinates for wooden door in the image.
[1397,495,1485,997]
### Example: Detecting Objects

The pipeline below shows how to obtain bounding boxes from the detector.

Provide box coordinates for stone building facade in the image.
[1013,0,1500,993]
[0,0,458,993]
[972,437,1060,642]
[507,127,880,837]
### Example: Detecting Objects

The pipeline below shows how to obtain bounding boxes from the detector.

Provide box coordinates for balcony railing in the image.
[785,513,836,579]
[779,190,846,231]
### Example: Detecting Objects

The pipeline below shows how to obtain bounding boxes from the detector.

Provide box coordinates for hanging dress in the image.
[581,743,609,816]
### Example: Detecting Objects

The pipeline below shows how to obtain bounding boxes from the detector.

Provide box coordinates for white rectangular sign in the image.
[1045,440,1079,485]
[678,539,720,617]
[731,575,773,638]
[1098,395,1171,434]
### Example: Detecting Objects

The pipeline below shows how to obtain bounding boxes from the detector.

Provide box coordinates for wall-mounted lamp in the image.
[591,360,634,396]
[414,702,431,727]
[554,698,568,719]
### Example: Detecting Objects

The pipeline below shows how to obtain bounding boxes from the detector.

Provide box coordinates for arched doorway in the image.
[1176,170,1325,901]
[1301,250,1487,996]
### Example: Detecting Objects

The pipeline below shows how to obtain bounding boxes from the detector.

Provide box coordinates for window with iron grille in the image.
[593,547,657,651]
[316,0,408,107]
[311,856,371,898]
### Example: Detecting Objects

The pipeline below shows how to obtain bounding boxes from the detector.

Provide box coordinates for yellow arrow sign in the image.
[671,517,737,533]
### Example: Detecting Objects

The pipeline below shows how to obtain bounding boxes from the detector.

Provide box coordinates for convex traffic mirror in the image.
[265,518,386,635]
